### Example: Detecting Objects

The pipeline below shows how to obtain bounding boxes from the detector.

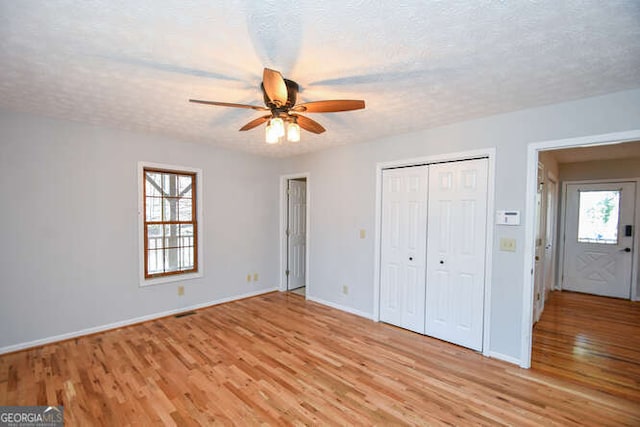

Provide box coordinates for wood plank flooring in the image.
[532,290,640,404]
[1,291,639,426]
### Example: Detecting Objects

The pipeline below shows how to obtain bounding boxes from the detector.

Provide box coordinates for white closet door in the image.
[380,166,429,334]
[425,159,488,351]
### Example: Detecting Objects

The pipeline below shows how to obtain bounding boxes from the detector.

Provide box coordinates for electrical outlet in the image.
[253,273,259,282]
[500,238,516,252]
[246,274,252,282]
[177,285,184,296]
[342,285,349,295]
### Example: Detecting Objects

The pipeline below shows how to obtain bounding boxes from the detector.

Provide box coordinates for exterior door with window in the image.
[562,182,636,298]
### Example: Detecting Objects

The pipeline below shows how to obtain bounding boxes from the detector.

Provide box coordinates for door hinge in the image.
[285,270,290,276]
[285,228,290,236]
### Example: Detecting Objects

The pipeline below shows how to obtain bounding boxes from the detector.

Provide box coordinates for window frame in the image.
[138,162,203,287]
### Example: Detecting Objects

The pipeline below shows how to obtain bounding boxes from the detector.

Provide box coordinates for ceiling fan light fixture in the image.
[190,68,365,144]
[265,123,280,144]
[287,121,301,142]
[270,117,285,138]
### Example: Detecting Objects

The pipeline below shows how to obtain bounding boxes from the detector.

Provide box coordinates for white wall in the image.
[0,110,282,351]
[282,88,640,363]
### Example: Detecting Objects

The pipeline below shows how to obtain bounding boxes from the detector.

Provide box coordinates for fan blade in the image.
[239,115,271,131]
[292,100,365,113]
[293,114,326,134]
[189,99,268,111]
[263,68,288,106]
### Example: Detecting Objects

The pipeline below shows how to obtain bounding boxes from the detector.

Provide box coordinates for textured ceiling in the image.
[1,1,639,157]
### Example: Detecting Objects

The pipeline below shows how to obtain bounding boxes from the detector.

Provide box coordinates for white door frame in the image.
[279,173,311,294]
[373,148,496,356]
[521,129,640,368]
[557,178,639,297]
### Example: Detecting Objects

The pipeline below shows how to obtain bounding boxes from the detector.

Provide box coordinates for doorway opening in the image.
[521,131,640,368]
[280,173,310,298]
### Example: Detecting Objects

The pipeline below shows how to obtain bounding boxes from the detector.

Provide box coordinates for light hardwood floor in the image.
[1,291,638,425]
[532,290,640,404]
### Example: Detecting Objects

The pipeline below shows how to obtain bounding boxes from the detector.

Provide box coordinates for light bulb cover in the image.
[265,124,279,144]
[270,117,285,137]
[287,122,301,142]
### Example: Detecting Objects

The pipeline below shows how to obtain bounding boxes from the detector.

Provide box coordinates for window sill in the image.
[139,271,203,287]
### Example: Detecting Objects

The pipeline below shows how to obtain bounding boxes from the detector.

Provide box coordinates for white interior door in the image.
[379,166,428,334]
[287,179,306,290]
[543,175,558,299]
[425,159,488,351]
[533,163,546,323]
[562,182,635,298]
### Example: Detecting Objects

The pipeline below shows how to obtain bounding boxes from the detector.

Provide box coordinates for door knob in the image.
[622,247,631,253]
[439,260,444,264]
[409,256,413,261]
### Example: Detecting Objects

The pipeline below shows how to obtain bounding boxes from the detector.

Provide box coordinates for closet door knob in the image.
[440,260,444,264]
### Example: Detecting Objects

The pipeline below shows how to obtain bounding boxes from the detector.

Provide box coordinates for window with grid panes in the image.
[143,168,197,278]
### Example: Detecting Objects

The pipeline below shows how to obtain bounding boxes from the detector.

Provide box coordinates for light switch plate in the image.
[359,229,366,239]
[500,238,517,252]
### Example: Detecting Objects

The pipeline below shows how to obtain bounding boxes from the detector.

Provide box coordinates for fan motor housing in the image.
[262,79,299,110]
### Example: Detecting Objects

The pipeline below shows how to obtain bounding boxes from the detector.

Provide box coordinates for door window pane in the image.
[577,190,620,244]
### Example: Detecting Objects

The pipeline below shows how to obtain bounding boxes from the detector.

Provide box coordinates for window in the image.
[577,190,620,244]
[139,163,202,285]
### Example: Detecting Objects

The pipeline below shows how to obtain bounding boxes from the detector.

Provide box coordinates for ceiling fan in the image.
[189,68,365,143]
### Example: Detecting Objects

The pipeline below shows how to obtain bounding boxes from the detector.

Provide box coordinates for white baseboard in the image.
[306,295,375,321]
[0,287,277,355]
[487,350,522,366]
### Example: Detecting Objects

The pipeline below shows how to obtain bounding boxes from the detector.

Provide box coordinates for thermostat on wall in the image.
[496,210,520,225]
